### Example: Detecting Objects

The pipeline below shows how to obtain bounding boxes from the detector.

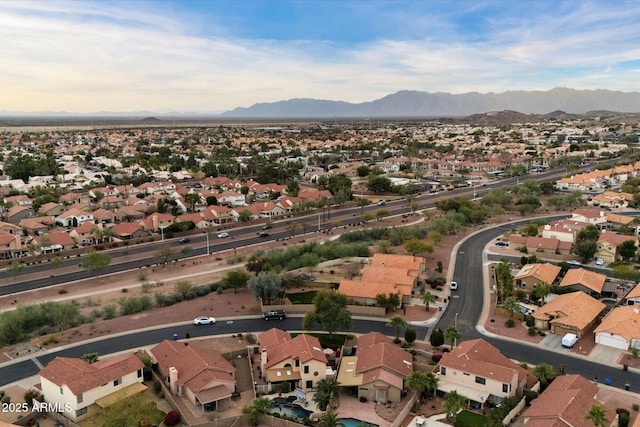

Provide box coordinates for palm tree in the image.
[406,371,440,402]
[386,315,408,342]
[585,404,609,427]
[242,396,271,426]
[420,291,437,311]
[532,363,557,388]
[313,379,340,411]
[444,325,461,350]
[443,390,466,421]
[533,281,550,304]
[502,296,520,326]
[316,410,346,427]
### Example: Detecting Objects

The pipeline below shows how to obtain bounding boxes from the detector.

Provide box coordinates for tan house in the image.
[38,202,65,217]
[540,219,589,243]
[6,205,34,224]
[150,340,237,411]
[571,207,609,229]
[39,354,145,422]
[595,305,640,350]
[259,328,328,391]
[140,213,175,233]
[202,205,234,224]
[559,268,612,297]
[337,332,413,403]
[532,291,605,338]
[508,235,571,255]
[109,222,147,240]
[514,263,562,293]
[521,374,616,427]
[0,233,26,259]
[435,338,528,407]
[595,231,638,263]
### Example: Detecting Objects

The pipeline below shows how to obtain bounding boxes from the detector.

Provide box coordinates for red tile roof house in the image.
[508,235,571,256]
[139,213,175,233]
[434,339,528,408]
[109,222,147,240]
[595,231,638,264]
[0,233,25,260]
[336,332,413,404]
[594,305,640,350]
[514,263,562,295]
[39,354,145,422]
[520,374,616,427]
[532,291,606,338]
[150,340,237,411]
[54,207,94,228]
[559,268,614,297]
[258,328,329,392]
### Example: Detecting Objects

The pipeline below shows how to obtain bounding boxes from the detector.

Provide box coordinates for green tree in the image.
[248,271,282,305]
[403,238,434,257]
[387,315,408,342]
[532,363,557,388]
[406,371,439,402]
[183,192,201,211]
[80,249,111,276]
[533,281,550,303]
[584,403,609,427]
[313,379,340,411]
[286,221,298,237]
[154,246,176,268]
[429,328,445,347]
[502,296,520,326]
[302,289,352,338]
[443,390,466,421]
[316,410,346,427]
[575,239,598,263]
[367,175,392,193]
[618,240,638,261]
[444,325,460,350]
[242,396,271,426]
[81,352,99,364]
[420,291,436,311]
[221,269,251,294]
[405,327,417,344]
[495,259,514,303]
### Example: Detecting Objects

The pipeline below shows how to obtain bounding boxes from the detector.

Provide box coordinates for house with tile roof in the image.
[139,213,175,233]
[258,328,329,391]
[435,338,528,407]
[604,212,636,232]
[559,268,612,297]
[594,305,640,350]
[5,205,34,224]
[336,332,413,403]
[55,207,94,228]
[0,233,26,260]
[508,235,571,256]
[532,291,605,338]
[38,202,65,217]
[338,254,421,305]
[39,354,145,422]
[150,340,237,411]
[591,190,634,209]
[595,231,638,264]
[109,222,147,240]
[622,284,640,306]
[571,207,609,229]
[202,205,234,224]
[540,219,589,244]
[520,374,616,427]
[514,263,562,294]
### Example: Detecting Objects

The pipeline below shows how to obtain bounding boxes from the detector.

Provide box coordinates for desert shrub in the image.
[101,304,117,320]
[405,328,417,344]
[505,318,515,328]
[528,327,538,336]
[217,286,223,294]
[524,390,538,405]
[525,315,535,327]
[118,296,152,316]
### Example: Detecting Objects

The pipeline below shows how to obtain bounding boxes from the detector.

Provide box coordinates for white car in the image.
[217,232,229,238]
[566,260,582,267]
[450,281,458,290]
[595,258,606,266]
[193,316,216,325]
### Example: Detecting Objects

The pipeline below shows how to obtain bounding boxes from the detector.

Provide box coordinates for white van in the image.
[561,333,578,348]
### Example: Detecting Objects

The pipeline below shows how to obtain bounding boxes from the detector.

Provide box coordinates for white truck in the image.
[561,333,579,348]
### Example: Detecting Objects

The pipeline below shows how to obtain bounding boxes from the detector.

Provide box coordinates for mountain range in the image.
[222,88,640,118]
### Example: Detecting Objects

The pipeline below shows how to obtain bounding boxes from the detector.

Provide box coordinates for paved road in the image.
[434,215,639,391]
[0,317,429,387]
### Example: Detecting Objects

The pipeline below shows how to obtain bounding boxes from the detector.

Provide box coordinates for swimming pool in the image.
[339,418,379,427]
[269,402,313,419]
[601,298,617,306]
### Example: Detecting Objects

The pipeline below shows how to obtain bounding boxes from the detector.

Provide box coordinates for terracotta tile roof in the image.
[361,266,416,286]
[150,340,235,389]
[438,339,527,384]
[522,374,614,427]
[605,213,635,225]
[259,327,291,350]
[559,268,607,293]
[263,332,327,368]
[371,253,423,272]
[597,231,637,246]
[356,333,413,379]
[338,279,412,299]
[594,305,640,341]
[361,367,404,390]
[624,283,640,300]
[533,291,605,330]
[45,232,75,246]
[0,233,16,245]
[110,222,143,236]
[514,263,561,285]
[39,354,143,395]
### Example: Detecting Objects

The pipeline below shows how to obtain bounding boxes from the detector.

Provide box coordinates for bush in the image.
[505,318,515,328]
[138,272,147,281]
[633,403,639,412]
[101,304,117,320]
[538,330,546,337]
[525,315,535,327]
[216,286,224,294]
[431,354,443,363]
[1,395,10,404]
[405,328,417,344]
[524,389,538,405]
[619,413,629,427]
[528,327,538,336]
[24,389,40,405]
[163,410,181,426]
[58,289,68,294]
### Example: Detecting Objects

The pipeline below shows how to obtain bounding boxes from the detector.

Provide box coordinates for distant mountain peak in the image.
[222,88,640,118]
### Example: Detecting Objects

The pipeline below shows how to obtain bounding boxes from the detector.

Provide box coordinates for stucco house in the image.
[39,354,145,422]
[595,231,638,263]
[559,268,612,297]
[258,328,329,391]
[337,332,413,404]
[594,305,640,350]
[150,340,237,411]
[435,339,528,408]
[532,291,605,338]
[514,263,562,293]
[521,374,616,427]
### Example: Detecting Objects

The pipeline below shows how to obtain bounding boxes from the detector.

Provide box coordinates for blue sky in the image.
[2,0,639,113]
